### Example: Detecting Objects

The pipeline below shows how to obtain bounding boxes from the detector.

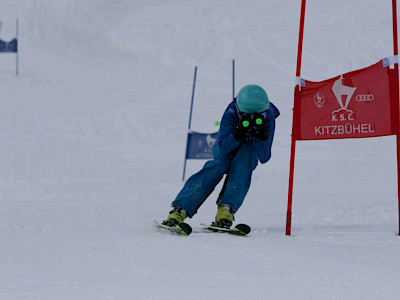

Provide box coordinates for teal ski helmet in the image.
[236,85,269,113]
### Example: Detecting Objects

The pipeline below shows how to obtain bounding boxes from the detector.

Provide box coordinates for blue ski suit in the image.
[172,100,280,217]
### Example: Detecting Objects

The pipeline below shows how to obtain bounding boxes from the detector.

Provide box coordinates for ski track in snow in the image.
[0,0,400,299]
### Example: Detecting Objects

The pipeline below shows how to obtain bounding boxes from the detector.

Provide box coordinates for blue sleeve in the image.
[217,103,242,155]
[254,118,276,163]
[254,102,279,164]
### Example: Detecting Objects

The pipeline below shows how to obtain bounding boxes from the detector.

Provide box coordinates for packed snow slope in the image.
[0,0,399,299]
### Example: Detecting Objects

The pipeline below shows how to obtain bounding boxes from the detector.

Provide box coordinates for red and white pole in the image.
[286,0,307,236]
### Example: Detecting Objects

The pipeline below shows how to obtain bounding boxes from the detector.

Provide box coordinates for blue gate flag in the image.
[0,38,18,53]
[185,131,218,159]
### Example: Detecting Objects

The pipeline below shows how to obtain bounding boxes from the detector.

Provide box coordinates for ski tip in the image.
[234,223,251,235]
[177,222,192,236]
[154,220,192,236]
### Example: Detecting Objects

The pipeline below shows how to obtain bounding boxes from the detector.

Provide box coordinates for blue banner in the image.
[185,131,218,159]
[0,38,17,53]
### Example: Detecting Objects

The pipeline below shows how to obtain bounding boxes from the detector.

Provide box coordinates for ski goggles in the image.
[238,111,268,128]
[235,102,268,119]
[239,111,268,120]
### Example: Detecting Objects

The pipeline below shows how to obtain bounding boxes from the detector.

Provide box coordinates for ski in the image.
[154,221,192,236]
[200,223,251,236]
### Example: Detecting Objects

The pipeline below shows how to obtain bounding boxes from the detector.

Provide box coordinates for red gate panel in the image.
[297,61,394,140]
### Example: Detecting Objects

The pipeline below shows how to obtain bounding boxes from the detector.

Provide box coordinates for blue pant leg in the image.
[217,143,258,212]
[172,157,229,217]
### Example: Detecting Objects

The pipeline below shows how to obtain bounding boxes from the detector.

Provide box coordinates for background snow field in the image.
[0,0,399,299]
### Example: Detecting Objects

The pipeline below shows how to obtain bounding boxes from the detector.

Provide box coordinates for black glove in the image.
[233,114,252,141]
[252,113,269,141]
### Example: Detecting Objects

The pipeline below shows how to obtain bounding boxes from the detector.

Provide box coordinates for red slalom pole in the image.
[295,0,307,79]
[286,0,307,236]
[392,0,400,235]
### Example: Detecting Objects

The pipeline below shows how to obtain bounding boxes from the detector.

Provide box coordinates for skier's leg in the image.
[217,143,258,212]
[172,157,229,217]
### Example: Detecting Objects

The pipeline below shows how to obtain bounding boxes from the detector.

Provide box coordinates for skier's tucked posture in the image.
[163,84,280,228]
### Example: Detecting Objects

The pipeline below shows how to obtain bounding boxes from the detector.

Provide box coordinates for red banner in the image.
[295,60,398,140]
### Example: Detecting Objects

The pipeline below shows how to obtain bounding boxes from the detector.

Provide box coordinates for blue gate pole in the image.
[232,59,235,100]
[182,66,198,181]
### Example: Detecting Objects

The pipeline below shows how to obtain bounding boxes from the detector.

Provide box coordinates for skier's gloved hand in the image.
[233,115,252,142]
[252,113,269,141]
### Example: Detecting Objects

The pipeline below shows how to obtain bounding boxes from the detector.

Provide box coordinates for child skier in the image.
[163,84,280,228]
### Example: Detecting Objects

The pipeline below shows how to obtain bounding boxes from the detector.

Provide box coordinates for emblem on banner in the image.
[206,134,217,148]
[314,92,325,108]
[331,75,356,122]
[356,94,374,102]
[196,134,216,151]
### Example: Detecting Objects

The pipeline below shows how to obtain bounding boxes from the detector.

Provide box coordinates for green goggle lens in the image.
[255,118,263,125]
[242,120,250,127]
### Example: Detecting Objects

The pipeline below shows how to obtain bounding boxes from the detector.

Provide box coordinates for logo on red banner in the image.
[298,61,393,140]
[314,92,325,108]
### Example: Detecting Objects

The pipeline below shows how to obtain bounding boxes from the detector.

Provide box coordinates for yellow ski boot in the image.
[162,207,188,227]
[214,205,234,228]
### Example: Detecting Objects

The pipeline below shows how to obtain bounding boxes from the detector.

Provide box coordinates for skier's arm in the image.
[255,117,276,164]
[217,107,242,155]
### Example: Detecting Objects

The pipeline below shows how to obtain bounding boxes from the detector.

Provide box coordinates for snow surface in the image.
[0,0,400,299]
